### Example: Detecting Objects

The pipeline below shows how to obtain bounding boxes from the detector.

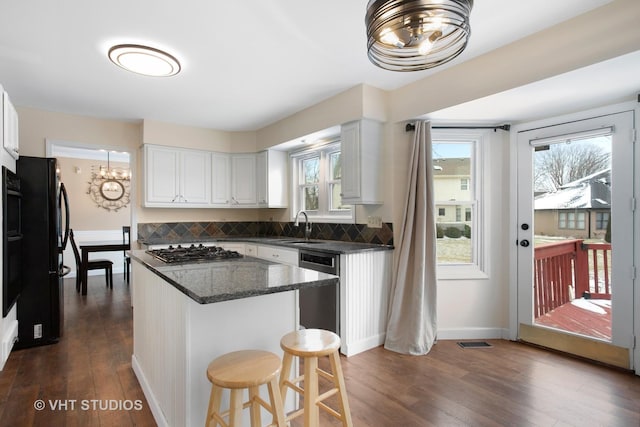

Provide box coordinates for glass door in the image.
[516,110,635,369]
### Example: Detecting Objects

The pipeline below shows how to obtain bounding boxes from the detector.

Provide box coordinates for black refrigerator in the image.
[15,156,70,349]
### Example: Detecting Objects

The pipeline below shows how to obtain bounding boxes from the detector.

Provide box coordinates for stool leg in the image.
[267,376,286,427]
[304,357,319,427]
[206,385,223,427]
[329,352,353,427]
[279,352,293,405]
[229,388,244,426]
[248,386,262,427]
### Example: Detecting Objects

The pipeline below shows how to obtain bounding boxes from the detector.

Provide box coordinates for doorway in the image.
[45,139,136,277]
[515,108,636,369]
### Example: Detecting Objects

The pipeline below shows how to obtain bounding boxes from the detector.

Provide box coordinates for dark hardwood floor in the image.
[1,274,639,426]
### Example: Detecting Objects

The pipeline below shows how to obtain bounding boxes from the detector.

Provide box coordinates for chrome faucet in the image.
[294,210,312,240]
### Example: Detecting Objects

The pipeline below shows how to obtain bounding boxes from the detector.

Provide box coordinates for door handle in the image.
[520,239,530,247]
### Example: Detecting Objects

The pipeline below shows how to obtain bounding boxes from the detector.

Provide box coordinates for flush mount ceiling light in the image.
[365,0,473,72]
[108,44,181,77]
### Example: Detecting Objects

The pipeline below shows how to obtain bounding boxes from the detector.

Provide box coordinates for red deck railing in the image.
[533,239,611,318]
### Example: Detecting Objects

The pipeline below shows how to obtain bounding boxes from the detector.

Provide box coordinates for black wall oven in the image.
[2,166,22,317]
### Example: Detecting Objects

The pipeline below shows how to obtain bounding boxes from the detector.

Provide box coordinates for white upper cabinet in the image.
[230,154,257,205]
[256,150,288,208]
[144,145,211,207]
[2,90,19,160]
[211,152,231,207]
[211,153,258,207]
[340,119,383,205]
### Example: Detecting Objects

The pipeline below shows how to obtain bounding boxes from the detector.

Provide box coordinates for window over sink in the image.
[290,141,354,223]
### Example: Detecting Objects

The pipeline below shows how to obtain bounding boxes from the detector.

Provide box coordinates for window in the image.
[291,141,353,222]
[558,211,586,229]
[596,212,609,230]
[433,131,484,276]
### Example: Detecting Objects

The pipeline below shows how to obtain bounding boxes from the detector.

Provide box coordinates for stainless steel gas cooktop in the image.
[146,244,242,263]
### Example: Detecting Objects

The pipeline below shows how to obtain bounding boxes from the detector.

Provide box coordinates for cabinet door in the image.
[231,154,256,205]
[2,92,19,160]
[145,145,180,204]
[340,121,361,200]
[256,151,268,206]
[211,153,231,206]
[180,149,210,204]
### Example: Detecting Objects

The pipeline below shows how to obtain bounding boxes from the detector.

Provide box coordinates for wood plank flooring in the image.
[1,274,639,426]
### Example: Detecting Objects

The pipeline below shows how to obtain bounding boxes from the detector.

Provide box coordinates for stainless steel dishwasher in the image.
[298,249,339,334]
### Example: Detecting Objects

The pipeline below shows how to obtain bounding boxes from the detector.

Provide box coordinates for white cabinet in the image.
[340,119,383,204]
[256,150,288,208]
[256,245,298,266]
[211,153,257,207]
[144,145,211,207]
[2,90,19,160]
[211,153,231,206]
[231,154,257,205]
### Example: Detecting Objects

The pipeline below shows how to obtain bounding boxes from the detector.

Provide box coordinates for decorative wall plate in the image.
[87,175,131,211]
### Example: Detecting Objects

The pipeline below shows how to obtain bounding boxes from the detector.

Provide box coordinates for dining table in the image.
[79,240,131,295]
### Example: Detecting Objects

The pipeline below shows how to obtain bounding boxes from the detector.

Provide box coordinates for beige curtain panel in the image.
[384,121,438,355]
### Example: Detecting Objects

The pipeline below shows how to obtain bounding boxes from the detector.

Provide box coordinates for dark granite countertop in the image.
[129,250,339,304]
[139,236,394,254]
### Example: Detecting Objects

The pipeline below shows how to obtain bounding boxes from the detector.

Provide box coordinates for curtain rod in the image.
[405,123,511,132]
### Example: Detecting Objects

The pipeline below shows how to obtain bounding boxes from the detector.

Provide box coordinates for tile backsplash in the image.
[138,221,394,246]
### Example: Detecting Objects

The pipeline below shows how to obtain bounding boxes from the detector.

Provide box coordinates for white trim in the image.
[289,141,355,223]
[511,101,638,371]
[432,128,490,276]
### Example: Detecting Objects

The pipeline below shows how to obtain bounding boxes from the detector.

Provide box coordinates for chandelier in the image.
[87,151,131,211]
[365,0,473,72]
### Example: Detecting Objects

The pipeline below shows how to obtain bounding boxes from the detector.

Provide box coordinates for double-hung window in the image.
[432,130,487,279]
[291,141,353,223]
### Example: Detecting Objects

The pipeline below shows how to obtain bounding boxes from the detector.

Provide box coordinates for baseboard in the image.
[342,332,386,357]
[0,319,18,370]
[131,355,168,427]
[437,327,509,341]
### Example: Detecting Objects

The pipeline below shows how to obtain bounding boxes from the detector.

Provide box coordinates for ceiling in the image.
[1,0,636,132]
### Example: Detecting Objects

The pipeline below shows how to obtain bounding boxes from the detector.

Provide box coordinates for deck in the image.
[533,240,612,341]
[534,298,611,340]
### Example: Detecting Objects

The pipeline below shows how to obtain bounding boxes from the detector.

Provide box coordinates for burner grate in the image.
[147,244,242,263]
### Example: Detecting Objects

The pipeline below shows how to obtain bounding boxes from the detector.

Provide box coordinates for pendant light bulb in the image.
[418,30,443,55]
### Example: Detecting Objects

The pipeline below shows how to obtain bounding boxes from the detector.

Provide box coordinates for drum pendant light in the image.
[365,0,473,72]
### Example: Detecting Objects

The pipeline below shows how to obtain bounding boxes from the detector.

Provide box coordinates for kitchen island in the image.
[129,250,339,427]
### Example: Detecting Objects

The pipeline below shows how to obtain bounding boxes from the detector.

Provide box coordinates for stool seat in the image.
[205,350,286,427]
[279,329,353,427]
[207,350,282,389]
[280,328,341,357]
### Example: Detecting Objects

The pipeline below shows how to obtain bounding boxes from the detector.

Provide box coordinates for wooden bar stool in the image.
[279,329,353,427]
[205,350,286,427]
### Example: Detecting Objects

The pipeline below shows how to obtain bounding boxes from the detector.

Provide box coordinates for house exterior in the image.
[433,157,471,226]
[534,169,611,239]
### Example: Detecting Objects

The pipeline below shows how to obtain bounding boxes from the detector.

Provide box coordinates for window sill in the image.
[437,264,489,281]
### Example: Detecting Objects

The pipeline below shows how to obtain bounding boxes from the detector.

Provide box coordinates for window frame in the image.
[432,129,488,280]
[290,140,354,223]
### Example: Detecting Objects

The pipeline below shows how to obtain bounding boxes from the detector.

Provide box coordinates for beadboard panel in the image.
[340,250,393,356]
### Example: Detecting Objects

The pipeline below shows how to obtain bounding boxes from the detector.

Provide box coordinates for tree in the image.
[534,142,610,192]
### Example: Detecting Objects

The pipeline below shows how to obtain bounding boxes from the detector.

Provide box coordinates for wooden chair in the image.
[69,229,113,291]
[122,226,131,284]
[205,350,286,427]
[279,329,353,427]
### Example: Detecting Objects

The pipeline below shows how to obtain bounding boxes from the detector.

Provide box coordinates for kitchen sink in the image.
[280,240,324,245]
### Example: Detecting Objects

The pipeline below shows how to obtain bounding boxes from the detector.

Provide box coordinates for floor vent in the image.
[457,341,492,349]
